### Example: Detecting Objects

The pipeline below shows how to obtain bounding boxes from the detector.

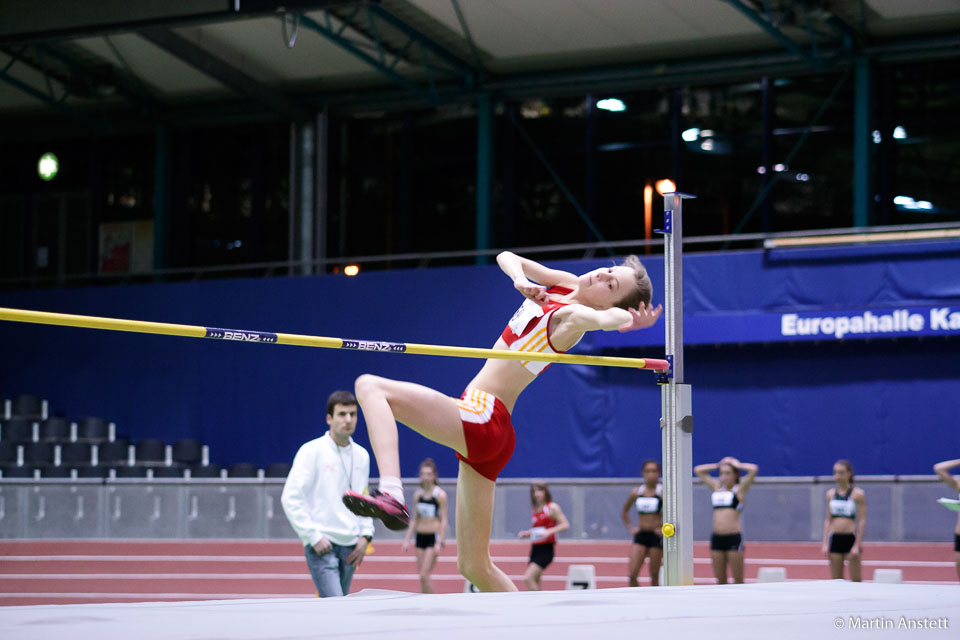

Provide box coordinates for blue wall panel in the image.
[1,244,958,477]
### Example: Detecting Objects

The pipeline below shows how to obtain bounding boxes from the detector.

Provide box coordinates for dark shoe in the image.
[343,489,409,531]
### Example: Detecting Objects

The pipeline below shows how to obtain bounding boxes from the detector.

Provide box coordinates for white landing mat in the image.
[1,581,957,640]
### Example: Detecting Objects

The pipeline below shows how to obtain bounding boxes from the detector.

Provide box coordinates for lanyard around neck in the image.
[335,440,353,491]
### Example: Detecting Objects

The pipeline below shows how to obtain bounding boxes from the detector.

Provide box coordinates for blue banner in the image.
[595,304,960,347]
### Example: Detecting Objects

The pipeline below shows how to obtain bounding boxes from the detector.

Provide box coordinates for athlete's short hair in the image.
[616,255,653,310]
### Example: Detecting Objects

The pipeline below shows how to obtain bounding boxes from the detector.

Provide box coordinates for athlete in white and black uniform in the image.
[401,458,448,593]
[822,459,866,581]
[695,456,758,585]
[934,458,960,582]
[621,459,663,586]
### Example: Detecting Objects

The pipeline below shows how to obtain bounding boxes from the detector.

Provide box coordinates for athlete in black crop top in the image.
[622,459,663,587]
[822,459,866,581]
[401,459,448,593]
[934,458,960,582]
[695,456,758,585]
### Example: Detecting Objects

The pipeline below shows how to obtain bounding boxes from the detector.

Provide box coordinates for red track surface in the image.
[0,540,955,606]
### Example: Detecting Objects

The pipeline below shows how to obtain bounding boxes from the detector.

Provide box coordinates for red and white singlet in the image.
[530,503,558,545]
[501,286,578,375]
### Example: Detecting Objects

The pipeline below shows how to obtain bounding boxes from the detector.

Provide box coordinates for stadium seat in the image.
[39,417,72,442]
[0,440,18,465]
[190,464,222,478]
[228,462,259,478]
[77,417,111,443]
[1,417,37,442]
[264,462,291,478]
[112,466,148,478]
[40,466,72,479]
[22,441,55,466]
[75,466,108,479]
[60,442,94,466]
[135,438,166,465]
[172,439,204,465]
[1,465,37,479]
[151,465,187,479]
[11,394,46,419]
[96,440,131,465]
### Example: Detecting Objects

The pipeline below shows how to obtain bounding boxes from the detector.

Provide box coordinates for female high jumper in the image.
[343,251,662,591]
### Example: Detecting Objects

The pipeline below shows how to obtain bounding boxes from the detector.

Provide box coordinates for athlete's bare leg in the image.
[727,550,745,584]
[647,547,663,586]
[415,546,438,593]
[455,462,517,592]
[627,544,648,587]
[523,563,544,590]
[711,550,728,584]
[354,374,466,478]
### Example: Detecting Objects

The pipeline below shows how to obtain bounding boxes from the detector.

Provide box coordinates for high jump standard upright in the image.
[658,192,695,586]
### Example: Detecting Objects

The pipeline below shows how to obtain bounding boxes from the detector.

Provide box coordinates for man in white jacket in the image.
[282,390,375,597]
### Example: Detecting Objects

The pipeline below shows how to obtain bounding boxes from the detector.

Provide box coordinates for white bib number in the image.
[712,490,735,508]
[508,299,543,335]
[416,502,438,519]
[829,498,856,518]
[635,496,659,514]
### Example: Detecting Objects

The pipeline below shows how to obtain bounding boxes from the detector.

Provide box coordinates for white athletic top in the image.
[280,433,374,547]
[635,484,662,514]
[711,489,742,511]
[829,489,857,518]
[415,486,441,519]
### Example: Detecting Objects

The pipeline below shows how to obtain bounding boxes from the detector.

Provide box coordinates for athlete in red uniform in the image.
[518,482,569,590]
[343,251,662,592]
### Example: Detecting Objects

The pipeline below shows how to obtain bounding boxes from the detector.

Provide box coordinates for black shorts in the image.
[955,534,960,553]
[415,533,436,549]
[829,532,856,554]
[633,530,663,548]
[710,532,743,552]
[529,542,555,569]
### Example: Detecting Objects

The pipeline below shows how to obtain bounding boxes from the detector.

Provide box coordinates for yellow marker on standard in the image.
[661,523,675,538]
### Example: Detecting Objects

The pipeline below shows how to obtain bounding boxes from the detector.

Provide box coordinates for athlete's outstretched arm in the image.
[497,252,577,304]
[556,302,663,334]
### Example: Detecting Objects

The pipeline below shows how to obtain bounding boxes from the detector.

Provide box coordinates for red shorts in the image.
[454,388,515,481]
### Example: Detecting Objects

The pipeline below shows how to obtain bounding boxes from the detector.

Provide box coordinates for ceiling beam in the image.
[36,42,161,115]
[298,4,477,105]
[0,1,353,45]
[722,0,826,70]
[0,61,107,132]
[138,27,307,121]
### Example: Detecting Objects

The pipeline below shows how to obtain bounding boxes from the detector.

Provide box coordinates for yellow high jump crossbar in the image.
[0,307,670,371]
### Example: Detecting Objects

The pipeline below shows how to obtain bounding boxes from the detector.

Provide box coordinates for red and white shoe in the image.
[343,489,410,531]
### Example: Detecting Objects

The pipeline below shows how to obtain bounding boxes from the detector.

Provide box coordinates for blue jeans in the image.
[304,543,357,597]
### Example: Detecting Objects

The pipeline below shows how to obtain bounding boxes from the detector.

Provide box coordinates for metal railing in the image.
[0,475,953,542]
[3,221,959,290]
